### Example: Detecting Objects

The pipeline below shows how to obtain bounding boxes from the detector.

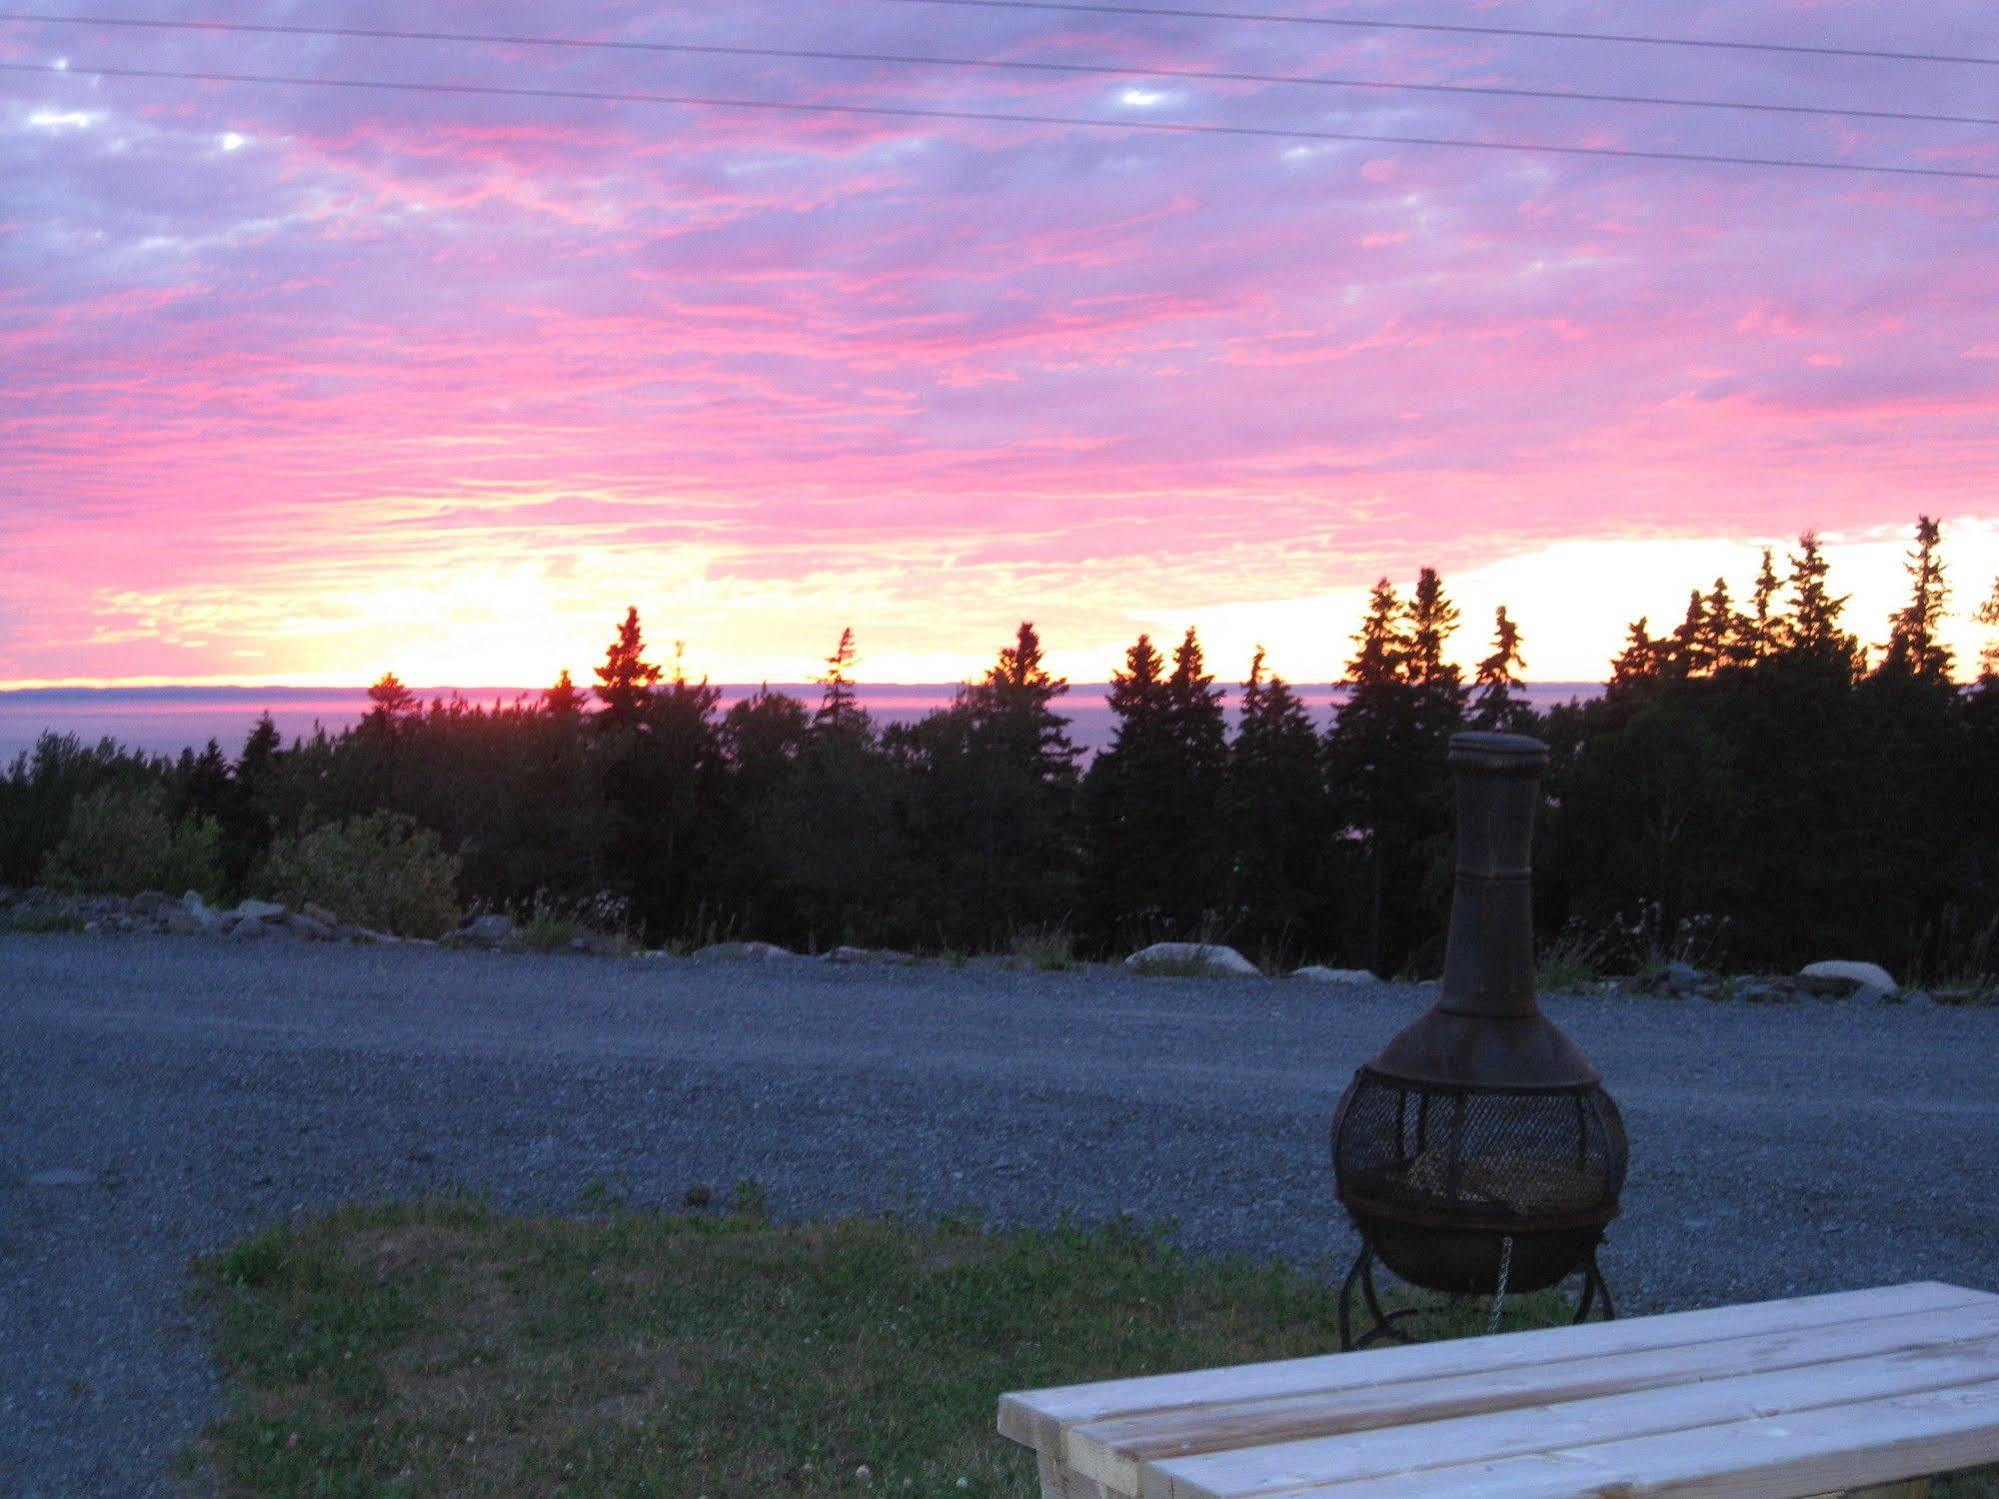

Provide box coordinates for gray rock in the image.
[823,945,912,965]
[1291,965,1382,986]
[1801,959,1897,994]
[225,915,268,940]
[28,1168,96,1188]
[230,899,288,923]
[284,912,335,941]
[446,914,515,949]
[301,903,342,929]
[159,908,208,937]
[1124,942,1262,978]
[179,891,223,931]
[694,940,796,962]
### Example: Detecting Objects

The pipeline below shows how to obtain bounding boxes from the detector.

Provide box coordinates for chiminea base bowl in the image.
[1352,1214,1603,1295]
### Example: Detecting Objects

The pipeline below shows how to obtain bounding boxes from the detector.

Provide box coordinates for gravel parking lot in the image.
[3,933,1995,1496]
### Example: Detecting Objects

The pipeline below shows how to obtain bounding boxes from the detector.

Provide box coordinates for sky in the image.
[3,0,1998,690]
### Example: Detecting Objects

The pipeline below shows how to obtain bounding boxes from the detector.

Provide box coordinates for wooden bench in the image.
[999,1281,1999,1498]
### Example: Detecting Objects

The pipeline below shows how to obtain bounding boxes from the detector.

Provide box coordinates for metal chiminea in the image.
[1330,731,1626,1348]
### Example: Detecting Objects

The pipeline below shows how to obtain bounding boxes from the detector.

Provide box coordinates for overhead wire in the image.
[6,57,1994,182]
[869,0,1999,68]
[0,11,1993,129]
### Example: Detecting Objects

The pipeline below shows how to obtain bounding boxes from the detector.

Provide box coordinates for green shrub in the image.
[256,812,461,938]
[40,781,225,898]
[1010,923,1076,971]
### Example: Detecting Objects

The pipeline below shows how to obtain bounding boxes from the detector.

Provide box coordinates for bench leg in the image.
[1037,1450,1117,1499]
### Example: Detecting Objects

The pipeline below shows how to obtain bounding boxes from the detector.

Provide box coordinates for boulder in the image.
[180,891,224,931]
[694,940,795,962]
[301,902,342,929]
[1800,959,1896,995]
[231,898,288,923]
[225,914,268,939]
[131,890,177,918]
[1291,965,1382,986]
[160,908,209,937]
[824,945,912,965]
[445,914,514,949]
[285,912,335,941]
[1124,942,1261,978]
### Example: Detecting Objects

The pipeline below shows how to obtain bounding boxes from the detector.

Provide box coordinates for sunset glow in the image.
[4,2,1997,688]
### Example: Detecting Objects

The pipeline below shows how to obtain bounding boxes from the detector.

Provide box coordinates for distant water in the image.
[0,681,1604,763]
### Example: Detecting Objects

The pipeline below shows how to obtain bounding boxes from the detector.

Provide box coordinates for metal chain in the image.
[1486,1235,1515,1336]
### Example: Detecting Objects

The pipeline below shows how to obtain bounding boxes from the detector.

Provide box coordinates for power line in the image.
[871,0,1999,68]
[3,10,1993,129]
[7,58,1996,182]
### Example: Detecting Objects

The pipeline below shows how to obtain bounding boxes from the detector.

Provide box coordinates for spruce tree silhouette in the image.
[1877,515,1954,682]
[1667,589,1712,678]
[1326,579,1418,973]
[813,627,867,737]
[363,672,417,731]
[594,606,662,732]
[1229,646,1328,959]
[1609,615,1662,694]
[1748,548,1783,661]
[543,668,586,717]
[1782,532,1863,677]
[1471,605,1528,730]
[1978,576,1999,680]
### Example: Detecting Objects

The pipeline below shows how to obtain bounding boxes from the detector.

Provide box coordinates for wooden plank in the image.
[1065,1302,1999,1496]
[1274,1375,1999,1499]
[996,1283,1993,1457]
[1148,1338,1999,1499]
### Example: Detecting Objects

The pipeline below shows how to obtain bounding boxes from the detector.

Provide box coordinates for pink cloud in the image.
[2,0,1997,685]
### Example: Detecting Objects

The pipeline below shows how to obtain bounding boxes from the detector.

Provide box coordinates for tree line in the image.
[5,518,1998,977]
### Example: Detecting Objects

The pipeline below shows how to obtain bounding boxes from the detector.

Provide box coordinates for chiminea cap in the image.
[1448,730,1548,775]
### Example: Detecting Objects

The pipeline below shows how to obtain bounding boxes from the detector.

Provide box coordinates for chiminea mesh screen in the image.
[1335,1071,1625,1230]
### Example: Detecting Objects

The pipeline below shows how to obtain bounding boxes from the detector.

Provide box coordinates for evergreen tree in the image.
[1228,648,1328,958]
[1404,568,1462,693]
[544,668,586,718]
[1083,633,1182,945]
[593,606,662,731]
[364,672,418,726]
[1977,576,1999,681]
[813,627,867,737]
[1608,617,1662,695]
[1666,589,1711,678]
[1324,580,1423,973]
[1703,577,1754,672]
[1877,515,1953,683]
[968,621,1078,777]
[1471,605,1528,731]
[1748,548,1784,661]
[1781,532,1862,676]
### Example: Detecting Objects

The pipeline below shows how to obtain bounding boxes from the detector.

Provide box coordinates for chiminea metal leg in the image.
[1338,1241,1367,1351]
[1571,1246,1616,1325]
[1340,1238,1423,1351]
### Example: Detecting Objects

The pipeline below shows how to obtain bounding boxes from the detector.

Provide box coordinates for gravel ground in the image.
[2,933,1996,1496]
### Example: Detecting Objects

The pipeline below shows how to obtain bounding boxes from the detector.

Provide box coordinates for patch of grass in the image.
[1536,918,1610,994]
[0,908,86,934]
[193,1200,1559,1497]
[194,1201,1999,1498]
[508,915,586,954]
[1008,924,1076,972]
